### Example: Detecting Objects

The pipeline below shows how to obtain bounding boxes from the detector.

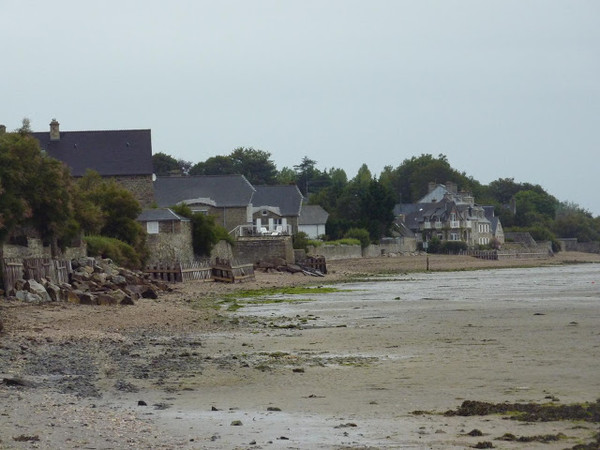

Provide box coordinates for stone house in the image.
[396,182,503,248]
[31,119,154,206]
[153,175,255,233]
[136,208,193,263]
[298,204,329,239]
[250,185,303,235]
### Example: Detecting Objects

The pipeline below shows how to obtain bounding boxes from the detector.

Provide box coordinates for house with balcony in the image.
[395,182,503,249]
[249,185,303,236]
[154,174,255,233]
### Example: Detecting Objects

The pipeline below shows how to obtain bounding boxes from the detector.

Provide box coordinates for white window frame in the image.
[146,221,159,234]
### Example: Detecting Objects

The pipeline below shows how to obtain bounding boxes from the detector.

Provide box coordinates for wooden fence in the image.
[301,256,328,274]
[1,257,72,293]
[145,260,213,283]
[212,258,255,283]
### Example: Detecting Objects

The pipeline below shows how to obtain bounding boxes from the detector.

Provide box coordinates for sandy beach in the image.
[1,252,600,449]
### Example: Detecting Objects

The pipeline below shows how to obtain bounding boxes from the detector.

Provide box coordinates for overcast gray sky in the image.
[2,1,599,215]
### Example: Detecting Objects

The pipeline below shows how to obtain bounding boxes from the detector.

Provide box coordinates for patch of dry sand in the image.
[1,252,599,449]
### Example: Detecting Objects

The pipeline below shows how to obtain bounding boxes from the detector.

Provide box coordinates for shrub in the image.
[84,235,141,269]
[441,241,468,254]
[426,236,442,253]
[293,231,310,251]
[343,228,371,249]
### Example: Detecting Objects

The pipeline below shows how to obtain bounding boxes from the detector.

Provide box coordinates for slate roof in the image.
[137,208,188,222]
[252,185,303,217]
[154,175,255,208]
[31,129,153,177]
[298,205,329,225]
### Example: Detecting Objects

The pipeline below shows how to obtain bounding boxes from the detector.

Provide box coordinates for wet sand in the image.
[1,252,600,449]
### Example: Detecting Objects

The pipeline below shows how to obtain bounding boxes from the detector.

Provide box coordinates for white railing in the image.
[423,222,432,229]
[450,220,460,228]
[230,224,292,238]
[461,220,472,228]
[434,221,442,229]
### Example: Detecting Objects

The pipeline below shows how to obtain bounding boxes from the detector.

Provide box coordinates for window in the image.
[146,221,159,234]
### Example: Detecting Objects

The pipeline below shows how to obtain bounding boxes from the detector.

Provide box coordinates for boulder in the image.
[45,282,61,302]
[15,290,43,303]
[76,291,96,305]
[65,289,81,303]
[24,280,51,302]
[96,294,118,306]
[110,275,127,286]
[140,286,158,299]
[91,272,108,284]
[120,296,135,306]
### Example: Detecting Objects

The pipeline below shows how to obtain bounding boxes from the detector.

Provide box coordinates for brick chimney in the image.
[50,118,60,141]
[446,181,457,194]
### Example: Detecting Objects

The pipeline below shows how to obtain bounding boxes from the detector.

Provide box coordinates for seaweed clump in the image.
[445,399,600,423]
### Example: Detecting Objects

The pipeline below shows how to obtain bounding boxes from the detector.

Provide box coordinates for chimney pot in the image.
[50,118,60,141]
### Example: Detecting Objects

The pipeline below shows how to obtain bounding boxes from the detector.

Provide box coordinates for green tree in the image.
[275,166,297,185]
[152,152,181,176]
[189,155,236,176]
[230,147,277,185]
[290,156,334,197]
[389,154,474,203]
[0,127,76,256]
[74,171,147,263]
[553,202,600,242]
[514,190,558,228]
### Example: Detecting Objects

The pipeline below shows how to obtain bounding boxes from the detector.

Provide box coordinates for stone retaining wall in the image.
[234,236,294,264]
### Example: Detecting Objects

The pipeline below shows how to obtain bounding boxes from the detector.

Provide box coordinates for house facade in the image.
[137,208,193,263]
[153,175,255,233]
[31,119,154,206]
[250,185,303,235]
[298,204,329,239]
[397,182,503,248]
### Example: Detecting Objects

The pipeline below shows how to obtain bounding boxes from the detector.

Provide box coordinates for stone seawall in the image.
[234,236,294,264]
[308,237,418,261]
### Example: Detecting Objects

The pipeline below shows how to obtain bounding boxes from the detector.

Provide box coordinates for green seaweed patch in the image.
[444,399,600,423]
[227,286,347,299]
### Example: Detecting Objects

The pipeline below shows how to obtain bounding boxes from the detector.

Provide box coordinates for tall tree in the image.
[0,126,75,256]
[152,152,191,176]
[230,147,277,185]
[189,155,236,176]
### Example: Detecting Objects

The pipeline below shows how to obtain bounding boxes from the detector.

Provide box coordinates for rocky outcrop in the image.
[5,257,168,306]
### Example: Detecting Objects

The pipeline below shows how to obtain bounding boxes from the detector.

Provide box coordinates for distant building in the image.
[153,174,255,233]
[31,119,154,206]
[251,185,303,235]
[298,205,329,239]
[396,182,504,248]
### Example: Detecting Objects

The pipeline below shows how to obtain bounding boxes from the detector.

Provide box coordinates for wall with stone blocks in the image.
[233,236,294,264]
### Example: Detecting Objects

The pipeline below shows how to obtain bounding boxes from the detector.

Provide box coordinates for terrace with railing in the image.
[230,224,293,238]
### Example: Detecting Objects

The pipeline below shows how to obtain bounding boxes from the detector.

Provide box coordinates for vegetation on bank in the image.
[154,151,600,249]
